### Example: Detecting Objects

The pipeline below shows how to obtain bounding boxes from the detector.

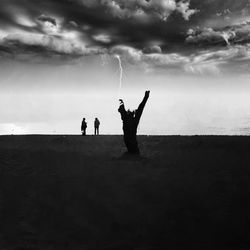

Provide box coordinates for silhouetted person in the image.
[118,90,150,154]
[94,118,100,135]
[81,118,87,135]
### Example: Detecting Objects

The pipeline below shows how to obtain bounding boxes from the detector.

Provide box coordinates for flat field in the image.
[0,135,250,249]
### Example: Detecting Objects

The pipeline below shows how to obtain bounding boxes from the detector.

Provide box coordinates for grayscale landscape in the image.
[1,0,250,249]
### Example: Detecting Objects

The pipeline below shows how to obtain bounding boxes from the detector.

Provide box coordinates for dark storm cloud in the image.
[37,14,57,27]
[190,0,250,22]
[0,0,106,60]
[186,22,250,47]
[0,0,200,53]
[143,45,162,54]
[0,0,250,74]
[78,0,199,21]
[2,33,82,56]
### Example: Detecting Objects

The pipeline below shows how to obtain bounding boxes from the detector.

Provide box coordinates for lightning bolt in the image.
[115,55,123,97]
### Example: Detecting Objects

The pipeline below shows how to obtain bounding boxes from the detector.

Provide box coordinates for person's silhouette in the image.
[81,118,87,136]
[118,90,150,154]
[94,118,100,135]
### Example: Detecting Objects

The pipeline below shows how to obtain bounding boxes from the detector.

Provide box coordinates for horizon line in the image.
[1,134,250,137]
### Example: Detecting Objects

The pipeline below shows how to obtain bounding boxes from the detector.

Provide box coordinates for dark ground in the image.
[0,135,250,250]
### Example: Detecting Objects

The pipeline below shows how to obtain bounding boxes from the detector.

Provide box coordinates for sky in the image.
[1,0,250,135]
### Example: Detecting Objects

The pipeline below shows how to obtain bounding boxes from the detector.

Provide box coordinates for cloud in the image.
[186,22,250,47]
[0,32,103,60]
[68,21,78,28]
[110,43,250,75]
[186,27,232,46]
[109,45,190,73]
[176,1,199,21]
[78,0,99,7]
[37,14,59,34]
[3,33,82,55]
[143,45,162,54]
[78,0,198,21]
[185,62,221,75]
[185,45,250,74]
[0,0,250,75]
[216,8,231,17]
[37,14,57,27]
[92,34,111,43]
[143,52,189,66]
[15,13,36,28]
[0,0,202,59]
[110,45,142,64]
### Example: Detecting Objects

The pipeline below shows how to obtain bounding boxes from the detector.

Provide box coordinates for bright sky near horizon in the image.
[1,0,250,135]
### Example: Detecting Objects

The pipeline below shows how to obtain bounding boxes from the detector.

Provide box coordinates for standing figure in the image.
[81,118,87,136]
[94,118,100,135]
[118,90,150,154]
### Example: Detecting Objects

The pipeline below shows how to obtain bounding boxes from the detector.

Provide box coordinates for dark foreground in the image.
[0,135,250,250]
